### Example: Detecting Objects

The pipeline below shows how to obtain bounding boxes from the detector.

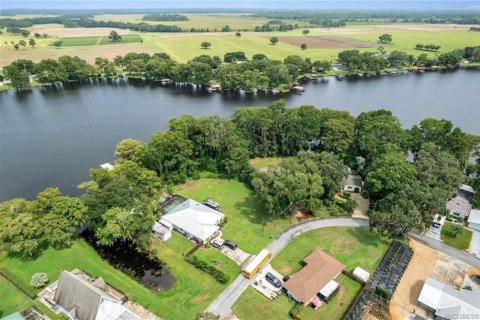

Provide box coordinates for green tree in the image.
[270,36,279,45]
[302,29,310,35]
[3,64,30,88]
[52,40,63,48]
[108,30,122,41]
[301,43,307,50]
[251,157,324,217]
[115,138,141,162]
[28,38,36,48]
[18,40,27,47]
[364,152,417,200]
[201,41,211,49]
[378,34,393,44]
[34,58,68,83]
[235,32,241,37]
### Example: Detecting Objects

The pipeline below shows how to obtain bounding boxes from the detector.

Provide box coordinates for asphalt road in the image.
[205,217,369,318]
[408,232,480,269]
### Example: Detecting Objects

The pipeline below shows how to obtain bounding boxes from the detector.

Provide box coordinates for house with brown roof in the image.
[283,249,345,304]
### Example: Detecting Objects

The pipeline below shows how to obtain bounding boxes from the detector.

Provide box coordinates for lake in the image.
[1,70,478,201]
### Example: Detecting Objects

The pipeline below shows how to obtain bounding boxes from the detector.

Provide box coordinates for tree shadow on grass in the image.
[346,227,390,249]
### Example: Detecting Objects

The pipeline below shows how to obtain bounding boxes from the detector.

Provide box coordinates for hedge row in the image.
[185,255,230,284]
[0,267,38,298]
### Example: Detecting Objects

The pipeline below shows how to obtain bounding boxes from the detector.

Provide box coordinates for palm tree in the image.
[31,272,49,288]
[449,223,464,238]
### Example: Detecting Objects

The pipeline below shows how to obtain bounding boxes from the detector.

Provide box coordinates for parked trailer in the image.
[242,249,272,279]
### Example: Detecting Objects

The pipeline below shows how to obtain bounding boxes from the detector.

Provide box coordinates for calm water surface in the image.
[1,70,478,201]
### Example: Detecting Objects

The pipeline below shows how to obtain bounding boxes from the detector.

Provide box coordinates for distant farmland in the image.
[50,34,142,46]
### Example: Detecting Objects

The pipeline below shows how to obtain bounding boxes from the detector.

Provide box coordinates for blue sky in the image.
[2,0,480,10]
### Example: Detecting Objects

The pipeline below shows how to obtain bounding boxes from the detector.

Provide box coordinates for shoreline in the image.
[1,64,479,94]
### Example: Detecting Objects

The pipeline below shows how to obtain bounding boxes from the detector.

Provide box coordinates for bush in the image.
[185,255,230,284]
[31,272,49,288]
[375,286,392,300]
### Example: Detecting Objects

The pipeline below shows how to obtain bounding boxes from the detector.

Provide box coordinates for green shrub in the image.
[185,255,230,284]
[30,272,49,288]
[375,286,392,300]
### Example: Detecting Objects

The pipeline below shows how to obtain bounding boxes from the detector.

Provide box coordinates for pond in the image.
[1,69,479,201]
[82,230,175,291]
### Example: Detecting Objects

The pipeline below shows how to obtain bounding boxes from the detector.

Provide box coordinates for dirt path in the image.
[390,239,438,320]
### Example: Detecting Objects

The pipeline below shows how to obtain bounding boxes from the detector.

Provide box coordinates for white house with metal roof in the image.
[160,199,224,244]
[418,277,480,319]
[468,209,480,232]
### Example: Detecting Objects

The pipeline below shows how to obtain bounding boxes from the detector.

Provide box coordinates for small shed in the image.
[318,280,339,301]
[152,221,172,241]
[352,267,370,283]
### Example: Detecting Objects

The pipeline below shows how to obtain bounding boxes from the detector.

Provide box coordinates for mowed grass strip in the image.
[98,34,143,45]
[174,178,292,253]
[0,275,33,315]
[50,36,100,46]
[233,286,294,320]
[440,221,473,250]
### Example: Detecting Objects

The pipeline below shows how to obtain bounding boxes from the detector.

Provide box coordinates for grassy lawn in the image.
[440,222,473,250]
[297,274,362,320]
[151,233,241,319]
[272,227,390,275]
[233,287,295,320]
[0,235,241,320]
[0,276,33,316]
[249,157,289,170]
[174,178,292,253]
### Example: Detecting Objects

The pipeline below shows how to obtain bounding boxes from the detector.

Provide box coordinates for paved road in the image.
[408,233,480,269]
[206,217,369,318]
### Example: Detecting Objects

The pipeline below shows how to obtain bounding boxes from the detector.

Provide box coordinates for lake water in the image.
[1,70,478,201]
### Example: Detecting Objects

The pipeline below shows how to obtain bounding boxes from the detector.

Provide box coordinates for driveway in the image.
[206,217,369,318]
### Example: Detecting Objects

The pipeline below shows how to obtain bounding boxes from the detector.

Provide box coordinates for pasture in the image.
[1,19,480,66]
[50,34,142,46]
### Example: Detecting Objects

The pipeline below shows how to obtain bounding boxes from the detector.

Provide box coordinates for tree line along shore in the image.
[1,43,480,91]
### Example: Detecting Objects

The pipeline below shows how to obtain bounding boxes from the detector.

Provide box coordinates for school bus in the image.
[242,249,272,279]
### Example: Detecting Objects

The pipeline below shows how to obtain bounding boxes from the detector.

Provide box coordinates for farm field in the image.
[234,227,386,320]
[52,34,142,46]
[174,178,293,254]
[2,21,480,66]
[91,13,305,31]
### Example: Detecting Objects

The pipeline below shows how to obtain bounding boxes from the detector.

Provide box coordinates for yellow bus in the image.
[242,249,272,279]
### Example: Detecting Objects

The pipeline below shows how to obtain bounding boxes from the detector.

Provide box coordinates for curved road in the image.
[206,217,369,318]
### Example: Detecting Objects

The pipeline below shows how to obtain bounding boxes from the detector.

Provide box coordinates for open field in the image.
[276,35,377,48]
[249,157,288,169]
[234,227,386,320]
[52,34,142,46]
[440,222,473,250]
[174,178,293,253]
[1,21,480,66]
[92,13,304,31]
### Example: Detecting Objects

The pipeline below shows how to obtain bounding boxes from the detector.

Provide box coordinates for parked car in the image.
[211,239,224,249]
[432,222,441,228]
[223,240,237,250]
[265,272,282,288]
